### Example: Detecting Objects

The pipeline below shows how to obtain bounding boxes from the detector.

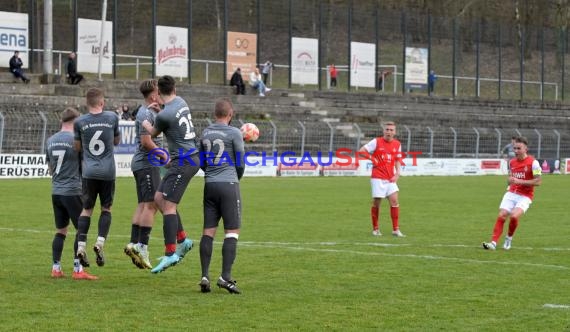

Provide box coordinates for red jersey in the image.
[329,67,337,78]
[364,137,402,180]
[508,155,541,200]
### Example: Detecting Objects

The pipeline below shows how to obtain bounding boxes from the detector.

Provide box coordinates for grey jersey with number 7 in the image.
[154,96,198,161]
[46,131,82,196]
[200,123,245,183]
[74,111,120,180]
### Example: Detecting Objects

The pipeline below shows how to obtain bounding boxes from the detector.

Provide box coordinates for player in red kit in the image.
[358,121,405,237]
[483,136,541,250]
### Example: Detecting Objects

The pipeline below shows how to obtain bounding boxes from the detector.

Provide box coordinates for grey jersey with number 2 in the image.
[154,96,197,161]
[74,111,120,180]
[200,123,245,183]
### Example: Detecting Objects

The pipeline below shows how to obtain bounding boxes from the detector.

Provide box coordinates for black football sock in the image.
[77,216,91,242]
[98,211,112,239]
[140,226,152,245]
[130,224,140,243]
[176,211,185,243]
[73,233,79,259]
[52,233,66,263]
[163,214,178,255]
[221,237,238,281]
[200,235,214,278]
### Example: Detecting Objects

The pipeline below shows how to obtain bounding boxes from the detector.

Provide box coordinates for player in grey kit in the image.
[73,88,120,268]
[198,98,245,294]
[46,107,98,280]
[124,79,163,270]
[142,75,200,273]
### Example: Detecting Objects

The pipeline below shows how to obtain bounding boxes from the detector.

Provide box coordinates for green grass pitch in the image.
[0,176,568,331]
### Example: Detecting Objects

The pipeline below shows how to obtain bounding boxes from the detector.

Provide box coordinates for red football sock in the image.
[507,217,519,237]
[176,230,187,243]
[165,243,176,255]
[371,206,379,230]
[390,206,400,231]
[491,217,506,243]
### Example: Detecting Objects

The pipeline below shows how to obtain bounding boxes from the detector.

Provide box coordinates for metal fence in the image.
[3,1,570,102]
[2,108,569,159]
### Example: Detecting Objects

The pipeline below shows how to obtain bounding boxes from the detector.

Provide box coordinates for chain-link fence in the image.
[2,1,570,101]
[2,108,569,159]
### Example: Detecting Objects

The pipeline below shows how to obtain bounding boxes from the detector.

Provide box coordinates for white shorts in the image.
[371,179,399,198]
[499,191,532,214]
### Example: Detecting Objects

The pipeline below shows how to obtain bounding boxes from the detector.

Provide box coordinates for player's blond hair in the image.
[382,121,396,128]
[139,79,158,98]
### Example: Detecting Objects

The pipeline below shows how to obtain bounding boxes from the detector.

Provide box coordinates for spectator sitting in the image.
[116,105,131,120]
[9,51,30,83]
[66,52,84,85]
[230,68,245,95]
[249,67,270,97]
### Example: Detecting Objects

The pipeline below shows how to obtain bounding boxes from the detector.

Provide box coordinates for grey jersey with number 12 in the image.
[73,111,120,180]
[200,123,245,183]
[154,96,197,160]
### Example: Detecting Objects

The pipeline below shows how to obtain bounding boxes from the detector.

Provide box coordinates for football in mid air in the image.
[240,123,260,142]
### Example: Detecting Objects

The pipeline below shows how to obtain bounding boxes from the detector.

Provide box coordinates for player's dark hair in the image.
[511,135,517,140]
[158,75,176,95]
[139,79,158,98]
[61,107,80,123]
[86,88,104,108]
[214,98,233,119]
[515,136,528,146]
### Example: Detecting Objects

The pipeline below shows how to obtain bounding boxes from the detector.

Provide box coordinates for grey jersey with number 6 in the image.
[74,111,120,180]
[46,131,82,196]
[154,96,197,160]
[131,105,162,172]
[200,123,245,183]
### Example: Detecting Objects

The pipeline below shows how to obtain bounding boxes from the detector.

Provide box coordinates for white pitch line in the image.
[240,243,570,271]
[1,226,570,266]
[543,304,570,309]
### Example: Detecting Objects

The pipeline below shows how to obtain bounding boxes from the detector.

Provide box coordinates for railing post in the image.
[403,125,411,153]
[553,129,560,160]
[450,127,457,158]
[427,126,434,158]
[39,111,48,154]
[534,128,541,159]
[353,123,362,152]
[206,62,209,84]
[0,111,4,153]
[298,120,305,156]
[269,120,277,152]
[494,128,502,158]
[473,127,480,158]
[136,58,139,80]
[325,121,334,152]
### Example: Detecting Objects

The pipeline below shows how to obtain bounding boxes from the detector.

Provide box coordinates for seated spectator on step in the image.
[249,66,270,97]
[9,51,30,83]
[66,52,84,85]
[230,68,245,95]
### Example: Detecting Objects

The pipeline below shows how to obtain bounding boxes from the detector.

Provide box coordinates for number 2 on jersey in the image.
[178,114,196,140]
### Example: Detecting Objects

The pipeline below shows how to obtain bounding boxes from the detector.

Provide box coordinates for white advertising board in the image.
[350,42,376,88]
[291,37,319,85]
[77,18,113,74]
[0,11,28,68]
[156,25,188,78]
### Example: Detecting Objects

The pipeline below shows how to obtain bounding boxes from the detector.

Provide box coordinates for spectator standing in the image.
[329,64,337,88]
[428,70,437,94]
[261,61,272,85]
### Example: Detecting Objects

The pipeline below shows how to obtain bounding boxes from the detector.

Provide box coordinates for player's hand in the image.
[508,176,518,185]
[148,102,161,112]
[142,119,152,131]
